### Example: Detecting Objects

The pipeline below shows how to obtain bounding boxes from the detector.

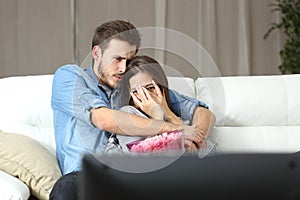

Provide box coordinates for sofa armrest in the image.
[0,169,30,200]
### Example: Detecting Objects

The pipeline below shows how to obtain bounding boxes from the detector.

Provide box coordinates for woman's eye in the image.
[146,86,155,92]
[114,57,122,61]
[130,90,137,94]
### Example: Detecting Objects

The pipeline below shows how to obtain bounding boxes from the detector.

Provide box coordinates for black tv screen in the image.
[80,153,300,200]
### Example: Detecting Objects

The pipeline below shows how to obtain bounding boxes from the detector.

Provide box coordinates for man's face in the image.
[97,39,136,89]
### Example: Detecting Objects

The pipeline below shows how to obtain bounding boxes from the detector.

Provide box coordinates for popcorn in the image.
[126,130,184,153]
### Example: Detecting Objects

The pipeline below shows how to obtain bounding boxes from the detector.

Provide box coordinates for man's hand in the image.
[186,142,199,154]
[180,124,200,149]
[192,107,215,149]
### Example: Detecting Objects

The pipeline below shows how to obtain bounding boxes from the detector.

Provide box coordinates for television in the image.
[80,153,300,200]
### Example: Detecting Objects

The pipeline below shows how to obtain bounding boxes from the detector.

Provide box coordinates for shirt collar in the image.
[85,66,99,84]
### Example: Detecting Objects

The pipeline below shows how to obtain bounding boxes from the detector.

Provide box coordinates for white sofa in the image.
[0,74,300,199]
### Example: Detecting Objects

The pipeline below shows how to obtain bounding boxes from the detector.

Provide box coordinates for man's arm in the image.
[191,106,216,149]
[90,107,199,147]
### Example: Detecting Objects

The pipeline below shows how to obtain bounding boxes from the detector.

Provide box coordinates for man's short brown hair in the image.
[92,20,141,53]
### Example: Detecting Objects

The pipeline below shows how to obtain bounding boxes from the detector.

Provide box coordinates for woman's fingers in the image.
[130,92,142,107]
[135,85,154,102]
[131,85,157,110]
[152,80,163,98]
[141,86,153,101]
[136,85,147,101]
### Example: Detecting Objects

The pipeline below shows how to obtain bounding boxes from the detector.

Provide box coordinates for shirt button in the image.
[77,96,81,99]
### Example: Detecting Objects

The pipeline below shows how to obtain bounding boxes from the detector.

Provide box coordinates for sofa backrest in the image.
[0,75,55,155]
[167,76,195,98]
[195,74,300,153]
[195,74,300,127]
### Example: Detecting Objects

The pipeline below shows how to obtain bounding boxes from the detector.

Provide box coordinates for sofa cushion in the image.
[195,77,225,126]
[0,75,54,128]
[167,76,195,98]
[0,123,56,156]
[283,74,300,125]
[0,74,56,155]
[216,126,300,153]
[195,74,300,127]
[0,169,30,200]
[0,131,61,200]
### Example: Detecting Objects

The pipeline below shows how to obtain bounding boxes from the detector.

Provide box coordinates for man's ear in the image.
[92,45,102,62]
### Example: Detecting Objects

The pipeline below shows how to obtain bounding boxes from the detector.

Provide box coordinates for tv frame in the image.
[80,153,300,200]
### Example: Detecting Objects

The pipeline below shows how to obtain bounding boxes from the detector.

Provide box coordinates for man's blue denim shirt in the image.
[51,65,208,175]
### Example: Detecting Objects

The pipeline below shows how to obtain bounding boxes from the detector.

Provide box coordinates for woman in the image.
[106,55,213,154]
[120,55,182,124]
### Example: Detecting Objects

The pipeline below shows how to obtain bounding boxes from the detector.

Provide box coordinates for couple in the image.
[50,20,215,199]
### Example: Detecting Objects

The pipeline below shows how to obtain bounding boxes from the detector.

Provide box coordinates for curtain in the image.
[155,0,283,77]
[0,0,75,78]
[0,0,283,78]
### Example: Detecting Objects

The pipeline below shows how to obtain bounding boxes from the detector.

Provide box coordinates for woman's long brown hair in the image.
[119,55,171,110]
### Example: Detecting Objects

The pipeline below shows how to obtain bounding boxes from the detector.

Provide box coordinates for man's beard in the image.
[97,61,122,88]
[97,60,109,86]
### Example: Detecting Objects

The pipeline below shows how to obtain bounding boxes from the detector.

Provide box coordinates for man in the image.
[50,20,215,199]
